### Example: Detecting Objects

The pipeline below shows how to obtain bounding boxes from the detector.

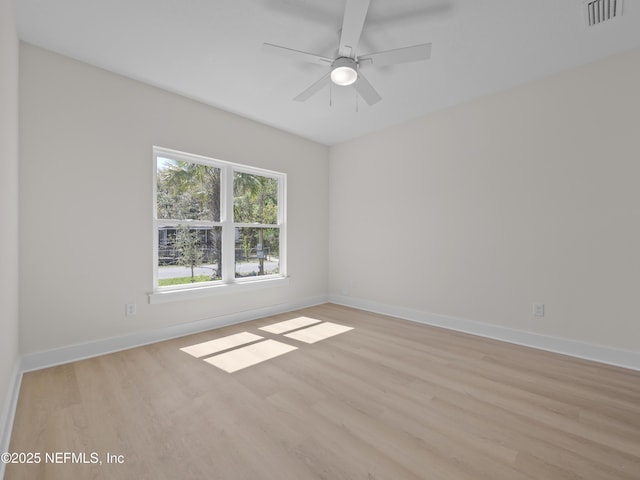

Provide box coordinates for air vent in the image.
[584,0,623,26]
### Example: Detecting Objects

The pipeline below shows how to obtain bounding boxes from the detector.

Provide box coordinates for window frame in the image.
[150,146,287,303]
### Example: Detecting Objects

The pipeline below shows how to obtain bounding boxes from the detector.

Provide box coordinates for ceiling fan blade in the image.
[353,72,381,105]
[339,0,371,58]
[262,43,333,66]
[359,43,432,67]
[293,73,331,102]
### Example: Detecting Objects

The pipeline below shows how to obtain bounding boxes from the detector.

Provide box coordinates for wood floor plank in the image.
[6,303,640,479]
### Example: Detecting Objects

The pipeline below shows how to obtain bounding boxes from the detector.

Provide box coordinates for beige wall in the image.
[19,44,329,355]
[329,48,640,352]
[0,0,20,426]
[16,41,640,358]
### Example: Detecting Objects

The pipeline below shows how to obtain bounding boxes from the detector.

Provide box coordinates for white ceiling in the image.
[14,0,640,145]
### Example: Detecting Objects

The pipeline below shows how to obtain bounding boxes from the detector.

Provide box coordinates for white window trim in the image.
[149,146,287,303]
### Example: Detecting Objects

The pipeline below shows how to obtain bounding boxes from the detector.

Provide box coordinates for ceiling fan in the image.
[263,0,432,106]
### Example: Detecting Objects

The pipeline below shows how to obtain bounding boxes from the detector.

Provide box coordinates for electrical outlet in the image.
[125,303,137,316]
[533,303,544,317]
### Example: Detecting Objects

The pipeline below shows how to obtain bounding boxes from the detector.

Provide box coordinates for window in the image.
[153,147,286,296]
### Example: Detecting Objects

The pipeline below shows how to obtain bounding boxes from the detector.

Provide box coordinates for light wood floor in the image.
[6,304,640,479]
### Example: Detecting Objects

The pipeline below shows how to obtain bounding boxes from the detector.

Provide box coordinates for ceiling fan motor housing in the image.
[331,57,358,86]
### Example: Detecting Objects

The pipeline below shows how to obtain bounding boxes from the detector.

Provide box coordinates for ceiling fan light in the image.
[331,66,357,86]
[331,58,358,86]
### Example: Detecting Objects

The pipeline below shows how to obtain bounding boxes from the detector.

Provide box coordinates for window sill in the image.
[148,276,290,304]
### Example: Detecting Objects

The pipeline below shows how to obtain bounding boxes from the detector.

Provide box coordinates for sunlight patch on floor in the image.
[180,332,263,358]
[204,339,298,373]
[180,320,354,373]
[284,322,354,344]
[259,316,322,334]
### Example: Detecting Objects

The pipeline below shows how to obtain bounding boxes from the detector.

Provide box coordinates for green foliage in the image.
[157,159,220,221]
[233,173,278,224]
[173,225,204,282]
[158,275,211,286]
[158,163,278,225]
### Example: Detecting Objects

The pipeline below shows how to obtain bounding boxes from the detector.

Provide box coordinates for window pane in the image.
[233,172,278,224]
[235,227,280,278]
[157,158,221,222]
[158,225,222,286]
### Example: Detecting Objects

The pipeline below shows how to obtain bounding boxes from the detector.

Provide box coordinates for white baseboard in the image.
[329,295,640,371]
[0,358,23,480]
[20,295,328,373]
